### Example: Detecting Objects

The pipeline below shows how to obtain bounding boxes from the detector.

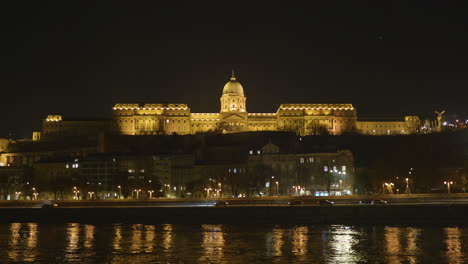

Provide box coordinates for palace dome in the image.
[222,76,244,96]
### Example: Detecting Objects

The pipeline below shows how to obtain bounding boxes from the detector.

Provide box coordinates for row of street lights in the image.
[383,178,455,194]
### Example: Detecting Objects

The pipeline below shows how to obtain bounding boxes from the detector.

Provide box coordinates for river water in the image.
[0,223,466,264]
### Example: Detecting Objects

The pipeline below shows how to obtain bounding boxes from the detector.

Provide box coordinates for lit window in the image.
[324,166,328,172]
[300,158,305,163]
[65,164,69,168]
[342,165,346,172]
[309,157,314,162]
[249,150,253,154]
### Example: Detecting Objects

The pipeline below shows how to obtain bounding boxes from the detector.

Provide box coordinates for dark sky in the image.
[2,1,467,138]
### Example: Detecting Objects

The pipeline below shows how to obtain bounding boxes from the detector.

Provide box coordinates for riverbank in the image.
[1,204,467,225]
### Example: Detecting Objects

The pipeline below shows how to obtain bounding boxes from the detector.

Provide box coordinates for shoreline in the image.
[0,204,467,225]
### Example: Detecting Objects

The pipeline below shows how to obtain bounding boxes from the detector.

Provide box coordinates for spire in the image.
[230,69,236,81]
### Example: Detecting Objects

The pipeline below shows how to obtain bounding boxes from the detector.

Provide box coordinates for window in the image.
[300,158,305,163]
[249,150,253,155]
[342,165,346,172]
[324,165,328,172]
[309,157,314,163]
[257,150,261,155]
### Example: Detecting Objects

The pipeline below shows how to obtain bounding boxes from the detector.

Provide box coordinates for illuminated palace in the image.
[42,73,421,139]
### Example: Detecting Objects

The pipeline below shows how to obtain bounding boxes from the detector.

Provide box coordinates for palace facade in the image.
[41,73,421,139]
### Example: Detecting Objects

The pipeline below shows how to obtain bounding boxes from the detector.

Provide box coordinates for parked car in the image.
[288,200,304,206]
[371,199,387,205]
[317,200,334,206]
[41,203,58,208]
[359,199,373,205]
[359,199,387,205]
[214,201,229,207]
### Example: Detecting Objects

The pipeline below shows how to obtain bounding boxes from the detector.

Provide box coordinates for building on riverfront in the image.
[40,73,422,140]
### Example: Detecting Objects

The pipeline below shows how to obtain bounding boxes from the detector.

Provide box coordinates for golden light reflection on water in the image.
[7,223,39,262]
[128,224,156,253]
[385,227,402,264]
[26,223,38,250]
[200,224,225,263]
[329,226,358,264]
[405,227,421,264]
[65,223,80,261]
[144,225,156,252]
[130,224,143,253]
[162,224,173,251]
[83,224,95,249]
[113,224,122,250]
[444,227,463,264]
[1,224,466,263]
[272,228,285,256]
[291,226,308,256]
[8,223,21,261]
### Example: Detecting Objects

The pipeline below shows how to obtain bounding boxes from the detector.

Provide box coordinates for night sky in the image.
[2,1,467,138]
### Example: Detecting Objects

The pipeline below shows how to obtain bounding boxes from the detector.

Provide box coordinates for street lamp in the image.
[292,185,299,196]
[148,190,154,199]
[444,181,454,193]
[117,185,122,199]
[134,189,141,199]
[405,178,410,194]
[275,181,279,196]
[88,191,94,199]
[205,187,212,197]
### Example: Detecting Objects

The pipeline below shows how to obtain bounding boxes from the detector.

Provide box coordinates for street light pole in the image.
[339,180,343,195]
[275,181,279,196]
[405,178,410,194]
[444,181,453,193]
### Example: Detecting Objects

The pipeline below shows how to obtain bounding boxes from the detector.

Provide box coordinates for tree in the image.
[306,120,329,136]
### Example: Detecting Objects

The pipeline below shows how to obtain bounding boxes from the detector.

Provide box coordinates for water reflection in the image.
[405,227,421,264]
[128,224,156,253]
[385,226,402,264]
[65,223,80,261]
[7,223,39,262]
[130,224,143,253]
[200,224,225,263]
[291,226,308,256]
[444,227,463,264]
[329,226,358,264]
[267,227,285,257]
[8,223,21,261]
[0,224,466,263]
[144,225,156,252]
[113,224,122,250]
[162,224,173,251]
